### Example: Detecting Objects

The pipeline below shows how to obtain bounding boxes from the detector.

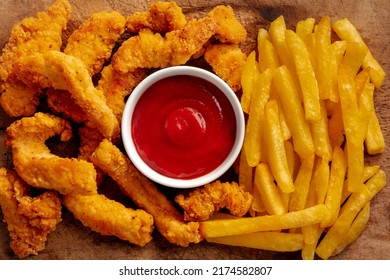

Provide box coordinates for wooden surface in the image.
[0,0,389,260]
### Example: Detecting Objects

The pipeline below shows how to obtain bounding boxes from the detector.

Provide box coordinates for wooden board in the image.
[0,0,389,260]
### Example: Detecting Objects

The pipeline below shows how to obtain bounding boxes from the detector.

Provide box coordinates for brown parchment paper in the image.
[0,0,389,260]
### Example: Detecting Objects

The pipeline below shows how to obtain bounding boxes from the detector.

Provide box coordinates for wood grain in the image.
[0,0,389,260]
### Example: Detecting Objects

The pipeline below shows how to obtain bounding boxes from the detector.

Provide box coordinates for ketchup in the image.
[131,75,236,179]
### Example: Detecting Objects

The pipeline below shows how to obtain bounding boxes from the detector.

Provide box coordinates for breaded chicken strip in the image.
[0,0,71,117]
[126,1,187,33]
[0,168,62,258]
[5,113,97,196]
[175,180,253,222]
[14,51,119,140]
[97,65,147,121]
[204,44,247,92]
[47,10,126,123]
[62,193,154,246]
[207,5,247,44]
[91,139,203,247]
[112,17,217,74]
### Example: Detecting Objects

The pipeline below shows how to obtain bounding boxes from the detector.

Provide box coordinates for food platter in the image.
[0,0,389,260]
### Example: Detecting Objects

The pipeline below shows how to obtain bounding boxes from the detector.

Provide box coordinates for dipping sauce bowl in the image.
[121,66,245,188]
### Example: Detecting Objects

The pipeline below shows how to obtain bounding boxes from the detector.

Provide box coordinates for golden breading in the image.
[62,193,154,246]
[5,112,98,196]
[175,180,253,221]
[204,43,247,92]
[14,51,119,140]
[0,0,71,117]
[90,139,203,247]
[112,17,217,73]
[0,168,62,258]
[126,1,187,33]
[207,5,247,44]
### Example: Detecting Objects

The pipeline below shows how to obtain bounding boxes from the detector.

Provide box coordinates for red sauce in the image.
[131,75,236,179]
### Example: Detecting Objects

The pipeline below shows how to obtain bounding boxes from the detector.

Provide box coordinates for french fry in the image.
[285,29,321,122]
[289,154,315,212]
[331,202,370,256]
[240,51,259,113]
[243,68,272,167]
[315,169,386,259]
[206,231,304,252]
[238,148,253,194]
[365,109,385,154]
[315,16,334,100]
[321,146,347,228]
[332,18,386,88]
[258,39,280,72]
[199,204,328,238]
[263,100,295,193]
[310,101,333,159]
[273,65,314,158]
[312,157,330,205]
[254,163,286,215]
[296,17,315,40]
[269,16,300,92]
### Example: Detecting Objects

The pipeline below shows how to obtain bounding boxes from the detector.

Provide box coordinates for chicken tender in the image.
[14,51,119,140]
[126,1,187,33]
[112,17,217,73]
[97,65,147,121]
[5,112,97,196]
[47,10,127,123]
[0,168,62,258]
[0,0,71,117]
[91,139,202,247]
[204,44,247,92]
[175,180,253,222]
[207,5,247,44]
[62,193,154,246]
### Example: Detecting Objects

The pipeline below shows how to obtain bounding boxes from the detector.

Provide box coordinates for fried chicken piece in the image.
[175,180,253,222]
[5,112,97,196]
[46,10,127,123]
[0,0,71,117]
[112,17,217,74]
[0,168,62,258]
[207,5,247,44]
[204,44,247,92]
[90,139,203,247]
[97,65,147,121]
[126,1,187,33]
[14,51,119,140]
[62,193,154,246]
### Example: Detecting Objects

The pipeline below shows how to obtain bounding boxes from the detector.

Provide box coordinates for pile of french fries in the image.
[199,16,386,259]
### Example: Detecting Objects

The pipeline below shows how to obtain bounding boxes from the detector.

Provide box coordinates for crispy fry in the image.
[315,169,386,259]
[175,180,252,221]
[273,66,314,158]
[310,101,333,159]
[321,146,347,228]
[243,68,272,167]
[263,100,295,193]
[199,204,328,238]
[91,139,202,247]
[295,18,315,39]
[254,163,286,215]
[332,18,385,88]
[62,193,154,246]
[285,29,321,122]
[240,51,258,113]
[207,232,304,252]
